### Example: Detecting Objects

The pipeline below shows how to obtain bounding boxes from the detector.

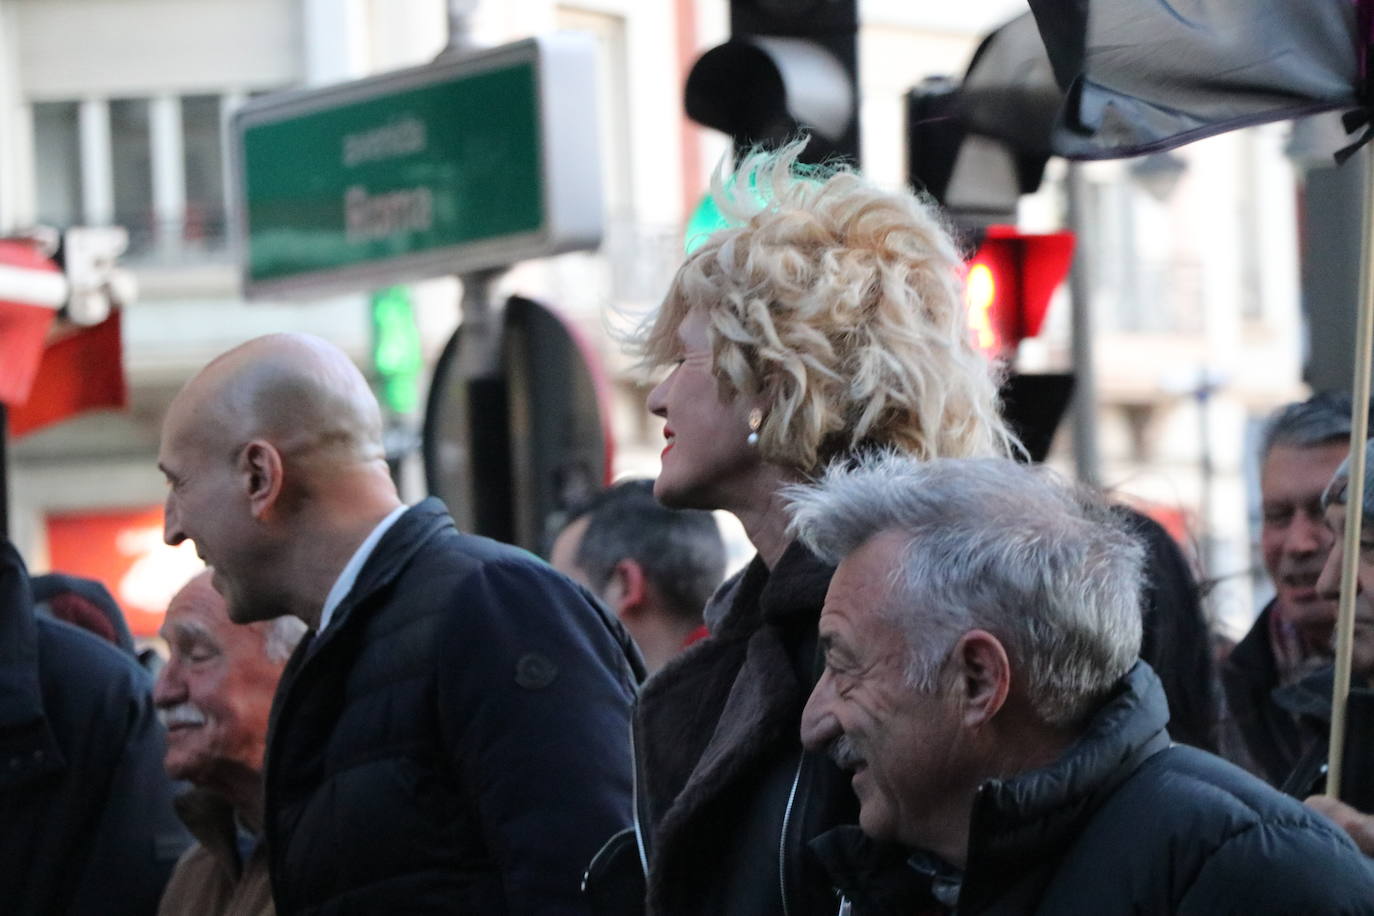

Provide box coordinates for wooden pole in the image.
[1327,146,1374,799]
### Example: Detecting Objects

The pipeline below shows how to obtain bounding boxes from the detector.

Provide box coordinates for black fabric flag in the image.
[1028,0,1365,160]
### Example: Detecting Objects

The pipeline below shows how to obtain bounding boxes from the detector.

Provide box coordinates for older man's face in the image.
[800,531,965,848]
[153,577,284,789]
[1260,441,1349,650]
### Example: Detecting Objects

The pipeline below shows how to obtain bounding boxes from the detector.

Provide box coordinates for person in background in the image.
[154,569,305,916]
[31,572,167,675]
[551,478,725,674]
[790,454,1374,914]
[31,572,136,652]
[0,538,190,915]
[614,138,1014,916]
[1274,436,1374,856]
[1116,506,1219,750]
[158,332,638,915]
[1220,392,1357,782]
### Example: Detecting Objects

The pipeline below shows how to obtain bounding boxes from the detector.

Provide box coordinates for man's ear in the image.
[238,439,284,520]
[951,629,1011,727]
[608,558,648,619]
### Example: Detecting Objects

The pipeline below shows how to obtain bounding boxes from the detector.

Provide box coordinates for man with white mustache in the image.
[153,570,305,916]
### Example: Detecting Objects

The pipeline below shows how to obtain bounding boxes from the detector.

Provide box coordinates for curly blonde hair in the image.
[639,140,1017,473]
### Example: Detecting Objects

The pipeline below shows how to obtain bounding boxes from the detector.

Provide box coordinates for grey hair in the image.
[786,453,1144,728]
[264,614,308,663]
[1261,392,1354,462]
[571,479,726,623]
[1323,438,1374,518]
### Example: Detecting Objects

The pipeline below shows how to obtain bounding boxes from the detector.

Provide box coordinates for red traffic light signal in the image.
[965,226,1074,359]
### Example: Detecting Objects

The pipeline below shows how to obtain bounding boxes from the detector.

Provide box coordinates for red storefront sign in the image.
[45,507,204,638]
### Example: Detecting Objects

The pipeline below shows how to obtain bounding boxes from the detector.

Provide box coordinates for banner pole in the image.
[1328,145,1374,799]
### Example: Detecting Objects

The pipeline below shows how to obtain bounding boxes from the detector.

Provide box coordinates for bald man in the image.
[157,334,638,915]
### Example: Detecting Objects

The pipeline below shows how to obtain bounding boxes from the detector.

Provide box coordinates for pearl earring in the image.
[747,408,763,446]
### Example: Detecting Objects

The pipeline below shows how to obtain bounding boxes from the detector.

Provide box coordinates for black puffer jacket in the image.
[265,499,639,915]
[0,540,190,916]
[1276,666,1374,813]
[1218,601,1307,783]
[632,541,857,916]
[815,663,1374,915]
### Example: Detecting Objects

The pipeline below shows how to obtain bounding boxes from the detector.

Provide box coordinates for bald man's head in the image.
[159,334,403,626]
[174,333,386,469]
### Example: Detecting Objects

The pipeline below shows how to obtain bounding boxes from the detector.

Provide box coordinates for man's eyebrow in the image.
[165,619,215,644]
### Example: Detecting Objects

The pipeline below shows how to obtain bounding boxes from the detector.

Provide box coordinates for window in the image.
[110,98,154,252]
[29,91,245,264]
[32,101,83,227]
[181,95,226,248]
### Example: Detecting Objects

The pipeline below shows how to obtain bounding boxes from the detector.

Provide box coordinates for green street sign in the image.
[231,36,603,298]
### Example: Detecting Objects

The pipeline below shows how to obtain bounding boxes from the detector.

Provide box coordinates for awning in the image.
[0,240,65,408]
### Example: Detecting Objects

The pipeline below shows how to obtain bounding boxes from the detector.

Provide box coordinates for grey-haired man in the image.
[1221,393,1357,783]
[789,454,1374,914]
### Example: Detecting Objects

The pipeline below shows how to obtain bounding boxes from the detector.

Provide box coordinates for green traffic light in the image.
[371,286,423,414]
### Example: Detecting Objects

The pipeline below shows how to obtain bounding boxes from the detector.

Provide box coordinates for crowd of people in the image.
[6,139,1374,914]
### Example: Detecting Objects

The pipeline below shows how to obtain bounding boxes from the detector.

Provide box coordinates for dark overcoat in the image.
[0,540,190,915]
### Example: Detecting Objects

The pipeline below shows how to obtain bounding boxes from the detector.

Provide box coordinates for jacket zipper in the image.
[631,715,649,876]
[778,750,805,916]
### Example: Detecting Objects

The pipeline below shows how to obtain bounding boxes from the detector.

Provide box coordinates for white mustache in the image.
[158,703,207,730]
[829,734,864,771]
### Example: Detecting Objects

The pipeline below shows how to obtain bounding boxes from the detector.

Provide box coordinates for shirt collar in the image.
[318,504,407,633]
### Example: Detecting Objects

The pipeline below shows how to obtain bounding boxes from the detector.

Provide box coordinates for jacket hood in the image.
[30,572,136,655]
[971,662,1170,860]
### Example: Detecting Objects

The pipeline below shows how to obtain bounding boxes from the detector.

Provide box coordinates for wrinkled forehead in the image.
[1261,441,1349,505]
[163,590,271,653]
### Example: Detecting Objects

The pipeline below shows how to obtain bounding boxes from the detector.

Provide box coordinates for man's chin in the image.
[1281,600,1337,637]
[163,755,204,784]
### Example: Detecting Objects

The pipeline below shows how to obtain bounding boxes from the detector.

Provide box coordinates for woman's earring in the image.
[747,408,763,446]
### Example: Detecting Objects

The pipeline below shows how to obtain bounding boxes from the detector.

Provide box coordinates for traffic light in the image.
[965,226,1075,362]
[685,0,859,166]
[906,13,1060,229]
[963,226,1076,461]
[370,286,423,415]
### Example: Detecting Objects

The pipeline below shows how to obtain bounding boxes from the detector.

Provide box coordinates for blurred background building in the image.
[0,0,1333,640]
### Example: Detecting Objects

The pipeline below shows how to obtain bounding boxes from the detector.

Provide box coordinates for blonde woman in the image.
[623,141,1015,916]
